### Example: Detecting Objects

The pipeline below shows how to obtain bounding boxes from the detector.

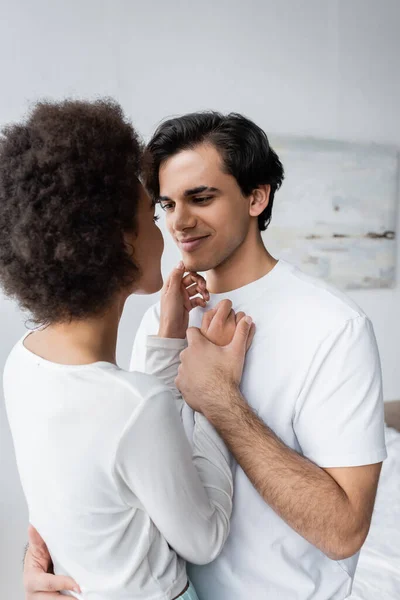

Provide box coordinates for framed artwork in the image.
[265,137,398,289]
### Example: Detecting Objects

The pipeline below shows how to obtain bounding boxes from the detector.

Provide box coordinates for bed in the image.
[350,401,400,599]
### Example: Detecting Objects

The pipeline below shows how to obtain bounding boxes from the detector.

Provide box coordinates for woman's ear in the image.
[249,184,271,218]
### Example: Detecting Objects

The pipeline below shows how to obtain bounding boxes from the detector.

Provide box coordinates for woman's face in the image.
[128,184,164,295]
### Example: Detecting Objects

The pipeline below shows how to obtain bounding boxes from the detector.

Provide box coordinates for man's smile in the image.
[177,235,211,252]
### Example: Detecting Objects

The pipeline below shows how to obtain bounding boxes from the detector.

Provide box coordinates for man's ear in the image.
[249,184,271,218]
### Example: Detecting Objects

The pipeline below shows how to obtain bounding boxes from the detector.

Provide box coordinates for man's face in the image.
[158,143,252,272]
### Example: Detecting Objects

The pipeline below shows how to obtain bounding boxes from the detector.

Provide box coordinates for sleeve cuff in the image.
[146,335,187,351]
[308,446,387,468]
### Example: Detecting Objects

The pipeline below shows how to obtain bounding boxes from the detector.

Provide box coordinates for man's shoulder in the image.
[278,261,366,329]
[138,301,161,334]
[130,301,161,371]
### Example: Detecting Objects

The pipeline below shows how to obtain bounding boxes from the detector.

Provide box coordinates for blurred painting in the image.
[265,137,398,289]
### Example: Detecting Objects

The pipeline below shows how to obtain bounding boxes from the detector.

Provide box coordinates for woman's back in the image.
[0,98,235,600]
[5,335,232,599]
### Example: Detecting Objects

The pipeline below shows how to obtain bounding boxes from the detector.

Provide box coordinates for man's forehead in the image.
[158,147,225,195]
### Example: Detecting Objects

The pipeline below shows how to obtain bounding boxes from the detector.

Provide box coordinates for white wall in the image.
[1,0,399,596]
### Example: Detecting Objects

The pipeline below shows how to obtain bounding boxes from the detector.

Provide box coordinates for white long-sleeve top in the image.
[4,335,233,600]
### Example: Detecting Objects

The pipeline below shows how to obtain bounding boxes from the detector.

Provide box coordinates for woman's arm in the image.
[114,386,233,565]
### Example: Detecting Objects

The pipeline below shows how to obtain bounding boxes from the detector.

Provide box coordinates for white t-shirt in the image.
[4,335,233,600]
[130,260,387,600]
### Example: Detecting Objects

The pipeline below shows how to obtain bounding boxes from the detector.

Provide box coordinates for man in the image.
[24,112,386,600]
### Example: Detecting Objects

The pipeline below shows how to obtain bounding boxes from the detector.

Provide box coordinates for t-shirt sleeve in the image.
[142,336,187,412]
[114,387,233,565]
[293,315,387,468]
[130,304,160,372]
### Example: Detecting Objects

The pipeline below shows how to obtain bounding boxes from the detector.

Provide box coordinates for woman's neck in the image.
[25,295,127,366]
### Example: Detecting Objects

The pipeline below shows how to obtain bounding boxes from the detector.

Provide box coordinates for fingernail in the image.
[244,316,252,324]
[72,587,81,593]
[176,261,184,270]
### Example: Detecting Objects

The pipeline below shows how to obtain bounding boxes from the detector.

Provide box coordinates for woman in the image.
[0,100,253,599]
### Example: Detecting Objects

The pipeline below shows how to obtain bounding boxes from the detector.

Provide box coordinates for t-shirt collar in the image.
[205,259,286,305]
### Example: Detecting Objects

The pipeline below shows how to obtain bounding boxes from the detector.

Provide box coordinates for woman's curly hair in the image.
[0,98,143,325]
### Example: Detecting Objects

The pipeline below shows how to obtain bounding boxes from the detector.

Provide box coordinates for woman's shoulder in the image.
[108,367,174,412]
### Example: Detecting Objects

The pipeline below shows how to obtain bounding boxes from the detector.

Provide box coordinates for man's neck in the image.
[206,232,277,294]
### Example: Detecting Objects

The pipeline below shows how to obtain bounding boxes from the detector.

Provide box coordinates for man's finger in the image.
[27,525,52,567]
[29,594,62,600]
[33,573,81,595]
[25,571,81,595]
[186,326,204,347]
[28,525,48,551]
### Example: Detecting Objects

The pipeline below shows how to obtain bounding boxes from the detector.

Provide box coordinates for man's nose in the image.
[172,204,197,232]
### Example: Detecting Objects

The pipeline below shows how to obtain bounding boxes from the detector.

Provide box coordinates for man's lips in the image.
[177,235,210,252]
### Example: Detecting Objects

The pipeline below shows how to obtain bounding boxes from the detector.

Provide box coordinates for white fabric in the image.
[131,260,387,600]
[4,335,233,600]
[350,425,400,600]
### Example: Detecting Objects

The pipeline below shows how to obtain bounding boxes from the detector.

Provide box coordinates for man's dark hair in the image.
[0,99,143,325]
[144,111,284,231]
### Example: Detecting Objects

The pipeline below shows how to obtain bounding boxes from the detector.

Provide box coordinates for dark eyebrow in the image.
[157,186,219,204]
[184,186,219,197]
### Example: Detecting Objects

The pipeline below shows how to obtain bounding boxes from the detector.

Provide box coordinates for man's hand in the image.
[24,525,80,599]
[175,313,255,414]
[158,262,209,339]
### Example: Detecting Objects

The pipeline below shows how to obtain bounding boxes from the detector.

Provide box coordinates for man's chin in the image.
[181,254,213,274]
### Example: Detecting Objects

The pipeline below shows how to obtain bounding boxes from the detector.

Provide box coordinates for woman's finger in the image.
[201,308,216,334]
[186,282,210,302]
[185,282,201,297]
[235,311,246,324]
[164,262,186,294]
[246,322,256,351]
[180,283,192,313]
[190,296,207,309]
[182,272,207,291]
[213,299,233,322]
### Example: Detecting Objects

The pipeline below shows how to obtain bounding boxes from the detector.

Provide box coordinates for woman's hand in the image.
[201,300,253,349]
[158,262,209,339]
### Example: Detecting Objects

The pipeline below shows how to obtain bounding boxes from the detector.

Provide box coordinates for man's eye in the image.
[193,196,213,203]
[160,203,174,211]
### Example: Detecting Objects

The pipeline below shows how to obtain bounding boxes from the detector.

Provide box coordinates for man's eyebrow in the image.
[157,186,220,203]
[184,186,219,197]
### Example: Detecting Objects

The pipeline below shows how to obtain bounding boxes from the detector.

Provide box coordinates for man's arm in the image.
[203,387,381,560]
[176,317,386,561]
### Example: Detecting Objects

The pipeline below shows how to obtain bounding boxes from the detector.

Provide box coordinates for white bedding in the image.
[350,426,400,599]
